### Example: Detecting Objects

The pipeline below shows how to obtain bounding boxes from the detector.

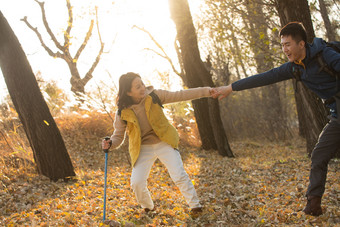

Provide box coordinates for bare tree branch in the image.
[106,69,118,91]
[104,34,117,54]
[64,0,73,48]
[0,129,15,153]
[20,16,64,58]
[82,6,105,86]
[174,39,185,79]
[95,82,114,125]
[143,47,182,76]
[143,48,167,59]
[22,0,106,94]
[95,7,103,44]
[132,25,182,76]
[332,0,340,12]
[34,0,64,52]
[74,20,94,61]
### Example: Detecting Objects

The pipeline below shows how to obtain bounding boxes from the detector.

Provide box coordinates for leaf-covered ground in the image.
[1,137,339,226]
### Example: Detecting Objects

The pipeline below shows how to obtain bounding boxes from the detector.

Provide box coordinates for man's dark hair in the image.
[279,22,307,44]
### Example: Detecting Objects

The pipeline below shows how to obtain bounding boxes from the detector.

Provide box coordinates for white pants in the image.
[130,141,201,210]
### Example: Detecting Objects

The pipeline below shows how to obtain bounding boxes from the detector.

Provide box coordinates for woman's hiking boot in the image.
[144,208,155,213]
[190,207,203,218]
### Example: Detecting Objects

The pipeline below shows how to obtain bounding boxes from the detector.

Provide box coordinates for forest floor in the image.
[1,135,339,226]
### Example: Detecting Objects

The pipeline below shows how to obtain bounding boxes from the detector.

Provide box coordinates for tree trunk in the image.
[0,12,75,181]
[169,0,234,157]
[67,61,85,94]
[245,0,288,140]
[275,0,328,154]
[318,0,336,41]
[226,16,249,80]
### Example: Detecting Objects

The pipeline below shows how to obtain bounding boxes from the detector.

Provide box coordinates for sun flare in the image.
[0,0,203,101]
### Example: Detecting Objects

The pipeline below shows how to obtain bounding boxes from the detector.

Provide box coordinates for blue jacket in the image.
[232,38,340,116]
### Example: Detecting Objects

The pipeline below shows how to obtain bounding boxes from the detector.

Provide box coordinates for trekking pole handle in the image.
[103,136,112,153]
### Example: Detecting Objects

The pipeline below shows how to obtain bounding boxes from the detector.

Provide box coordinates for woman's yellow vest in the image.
[120,95,179,167]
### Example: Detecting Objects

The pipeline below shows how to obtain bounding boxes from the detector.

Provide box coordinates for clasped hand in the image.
[209,85,233,100]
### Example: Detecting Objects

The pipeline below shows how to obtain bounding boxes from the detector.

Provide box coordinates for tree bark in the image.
[318,0,336,41]
[0,12,75,181]
[169,0,234,157]
[275,0,328,154]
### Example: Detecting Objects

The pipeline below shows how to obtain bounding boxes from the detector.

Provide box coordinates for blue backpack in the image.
[315,41,340,79]
[292,41,340,90]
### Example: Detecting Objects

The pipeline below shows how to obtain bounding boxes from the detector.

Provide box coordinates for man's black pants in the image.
[306,119,340,197]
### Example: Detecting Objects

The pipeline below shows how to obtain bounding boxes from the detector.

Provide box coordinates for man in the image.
[215,22,340,216]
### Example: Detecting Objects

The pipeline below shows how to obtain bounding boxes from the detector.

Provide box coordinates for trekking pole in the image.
[103,136,111,222]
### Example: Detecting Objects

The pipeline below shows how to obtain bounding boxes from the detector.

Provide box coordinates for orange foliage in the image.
[55,111,114,142]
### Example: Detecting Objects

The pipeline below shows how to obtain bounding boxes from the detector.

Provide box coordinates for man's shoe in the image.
[303,195,322,216]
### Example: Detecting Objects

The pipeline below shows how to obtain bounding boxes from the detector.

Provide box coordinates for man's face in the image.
[281,35,306,62]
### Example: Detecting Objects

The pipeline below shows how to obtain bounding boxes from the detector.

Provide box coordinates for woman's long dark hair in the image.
[116,72,141,114]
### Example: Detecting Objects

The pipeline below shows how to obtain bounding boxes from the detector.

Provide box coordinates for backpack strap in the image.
[315,51,339,77]
[149,91,164,108]
[327,42,340,52]
[117,91,163,117]
[313,43,340,91]
[335,92,340,122]
[291,64,302,81]
[116,109,127,124]
[291,63,302,92]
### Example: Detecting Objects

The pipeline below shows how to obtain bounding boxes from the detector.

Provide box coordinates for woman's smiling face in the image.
[127,77,146,103]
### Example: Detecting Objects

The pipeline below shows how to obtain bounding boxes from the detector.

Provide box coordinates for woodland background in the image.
[0,0,339,226]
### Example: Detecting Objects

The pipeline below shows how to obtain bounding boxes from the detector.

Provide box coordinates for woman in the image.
[102,72,216,214]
